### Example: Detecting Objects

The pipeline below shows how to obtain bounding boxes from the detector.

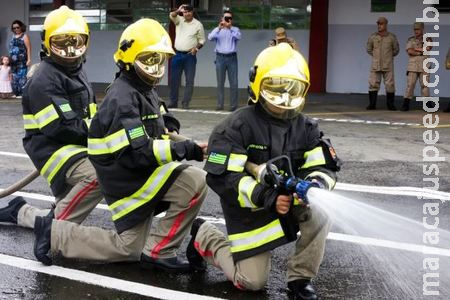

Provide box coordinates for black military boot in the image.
[0,196,26,224]
[140,254,192,273]
[186,218,206,271]
[34,216,53,265]
[288,279,318,300]
[366,91,377,110]
[444,103,450,113]
[400,98,411,111]
[386,92,397,111]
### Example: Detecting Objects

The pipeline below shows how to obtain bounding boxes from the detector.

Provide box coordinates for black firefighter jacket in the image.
[87,71,189,233]
[22,58,96,196]
[204,104,339,262]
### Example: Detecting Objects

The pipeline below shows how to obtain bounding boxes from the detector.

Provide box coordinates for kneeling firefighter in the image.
[0,6,104,228]
[186,43,341,299]
[33,19,208,273]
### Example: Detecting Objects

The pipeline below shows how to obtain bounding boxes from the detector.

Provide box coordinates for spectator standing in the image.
[168,4,205,109]
[269,27,299,51]
[9,20,32,98]
[0,56,13,99]
[366,17,399,110]
[400,22,433,111]
[208,10,241,111]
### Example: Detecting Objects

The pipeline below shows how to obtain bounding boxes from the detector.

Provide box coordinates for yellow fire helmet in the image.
[248,43,310,119]
[42,5,89,67]
[114,18,175,86]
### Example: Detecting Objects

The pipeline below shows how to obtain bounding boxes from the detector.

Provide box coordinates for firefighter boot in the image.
[186,218,206,271]
[288,279,318,300]
[366,91,377,110]
[34,216,53,265]
[0,196,26,224]
[140,254,191,273]
[400,98,411,111]
[386,92,397,111]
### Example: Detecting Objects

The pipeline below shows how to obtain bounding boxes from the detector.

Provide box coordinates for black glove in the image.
[173,140,204,162]
[163,114,181,133]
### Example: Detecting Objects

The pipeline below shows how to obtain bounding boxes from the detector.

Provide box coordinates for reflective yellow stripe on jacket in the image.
[306,171,336,190]
[237,176,258,208]
[40,145,87,183]
[301,147,326,169]
[109,162,181,221]
[153,140,173,165]
[89,103,97,118]
[23,104,59,130]
[88,129,130,155]
[227,153,247,172]
[229,219,285,253]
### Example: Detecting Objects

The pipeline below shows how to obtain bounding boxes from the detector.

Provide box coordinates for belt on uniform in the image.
[176,50,190,54]
[216,52,236,57]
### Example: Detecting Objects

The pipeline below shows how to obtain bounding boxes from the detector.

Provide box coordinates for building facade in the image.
[0,0,449,97]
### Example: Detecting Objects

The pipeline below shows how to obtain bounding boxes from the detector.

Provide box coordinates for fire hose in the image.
[0,169,40,199]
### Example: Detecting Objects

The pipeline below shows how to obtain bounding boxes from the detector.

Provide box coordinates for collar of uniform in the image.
[254,103,292,127]
[120,69,154,95]
[42,57,83,75]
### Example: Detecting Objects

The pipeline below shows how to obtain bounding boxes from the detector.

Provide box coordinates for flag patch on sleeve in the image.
[128,126,145,140]
[208,152,227,165]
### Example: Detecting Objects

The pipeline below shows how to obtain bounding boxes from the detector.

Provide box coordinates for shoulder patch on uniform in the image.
[207,152,228,165]
[59,103,72,113]
[128,125,146,140]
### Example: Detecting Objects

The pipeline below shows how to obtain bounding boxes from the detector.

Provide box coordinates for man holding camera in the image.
[169,4,205,109]
[208,10,241,111]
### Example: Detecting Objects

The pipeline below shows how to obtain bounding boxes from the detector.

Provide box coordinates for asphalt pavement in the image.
[0,93,449,300]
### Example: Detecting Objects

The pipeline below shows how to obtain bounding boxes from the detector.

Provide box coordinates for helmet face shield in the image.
[259,77,308,119]
[133,51,167,86]
[49,33,88,66]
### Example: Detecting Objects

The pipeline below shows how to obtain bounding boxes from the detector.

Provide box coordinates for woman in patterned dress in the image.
[9,20,32,98]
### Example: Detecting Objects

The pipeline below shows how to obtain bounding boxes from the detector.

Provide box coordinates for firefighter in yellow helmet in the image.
[0,6,104,231]
[187,43,340,299]
[33,18,208,273]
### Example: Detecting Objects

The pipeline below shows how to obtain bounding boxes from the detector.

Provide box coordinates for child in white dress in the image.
[0,56,13,98]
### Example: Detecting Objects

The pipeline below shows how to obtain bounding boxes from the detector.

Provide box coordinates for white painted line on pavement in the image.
[0,151,29,158]
[328,232,450,257]
[0,254,224,300]
[1,190,110,211]
[336,182,450,201]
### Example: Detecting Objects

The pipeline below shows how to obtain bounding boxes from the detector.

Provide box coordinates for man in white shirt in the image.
[168,4,205,109]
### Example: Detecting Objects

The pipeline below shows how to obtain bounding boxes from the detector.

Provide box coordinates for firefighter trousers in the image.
[50,166,207,262]
[195,201,331,291]
[17,157,103,228]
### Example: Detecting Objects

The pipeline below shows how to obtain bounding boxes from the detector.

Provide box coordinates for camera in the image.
[224,16,232,23]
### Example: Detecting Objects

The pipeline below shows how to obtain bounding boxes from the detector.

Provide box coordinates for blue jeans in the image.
[169,51,197,106]
[215,53,238,110]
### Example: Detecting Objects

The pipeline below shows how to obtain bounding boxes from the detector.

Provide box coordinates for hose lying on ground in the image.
[0,169,40,199]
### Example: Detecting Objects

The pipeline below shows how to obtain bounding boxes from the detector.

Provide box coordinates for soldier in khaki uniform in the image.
[401,22,433,111]
[269,27,299,51]
[366,17,399,110]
